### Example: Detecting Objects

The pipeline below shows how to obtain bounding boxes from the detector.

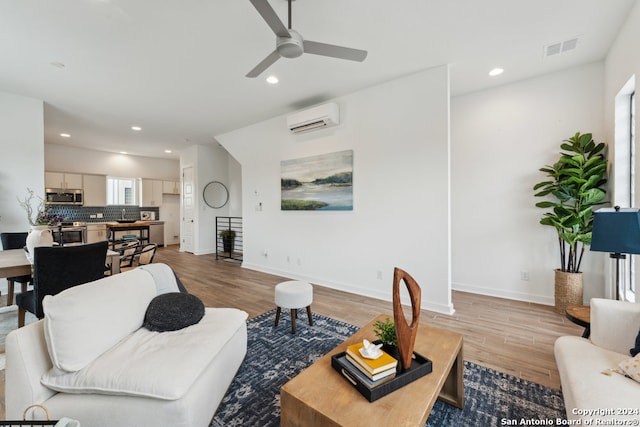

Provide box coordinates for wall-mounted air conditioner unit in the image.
[286,102,340,134]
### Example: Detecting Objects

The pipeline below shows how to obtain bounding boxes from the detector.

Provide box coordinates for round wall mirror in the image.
[203,181,229,209]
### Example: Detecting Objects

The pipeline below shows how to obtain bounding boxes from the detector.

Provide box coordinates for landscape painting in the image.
[281,150,353,211]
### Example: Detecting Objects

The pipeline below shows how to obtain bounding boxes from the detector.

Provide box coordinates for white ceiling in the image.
[0,0,636,159]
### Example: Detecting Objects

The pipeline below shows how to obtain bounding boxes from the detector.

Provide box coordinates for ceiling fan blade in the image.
[303,40,368,62]
[246,50,281,78]
[249,0,290,38]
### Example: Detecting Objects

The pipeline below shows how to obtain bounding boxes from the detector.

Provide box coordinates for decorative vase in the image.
[554,269,583,314]
[26,225,53,260]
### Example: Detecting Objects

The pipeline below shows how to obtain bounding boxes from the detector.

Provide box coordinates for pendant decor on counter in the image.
[392,267,422,371]
[26,225,53,261]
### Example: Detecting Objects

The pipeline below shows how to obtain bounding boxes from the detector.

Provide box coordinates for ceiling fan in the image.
[246,0,368,78]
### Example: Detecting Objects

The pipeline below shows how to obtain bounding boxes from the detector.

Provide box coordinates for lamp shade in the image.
[590,208,640,254]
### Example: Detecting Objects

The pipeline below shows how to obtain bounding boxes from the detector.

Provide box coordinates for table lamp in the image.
[590,206,640,300]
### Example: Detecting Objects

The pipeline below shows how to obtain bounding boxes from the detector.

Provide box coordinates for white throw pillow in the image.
[43,269,157,372]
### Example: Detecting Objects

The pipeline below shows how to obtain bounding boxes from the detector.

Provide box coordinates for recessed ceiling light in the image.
[489,68,504,77]
[164,150,172,153]
[266,75,279,84]
[131,126,142,131]
[60,133,71,138]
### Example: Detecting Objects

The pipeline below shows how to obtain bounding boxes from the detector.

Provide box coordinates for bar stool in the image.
[274,281,313,334]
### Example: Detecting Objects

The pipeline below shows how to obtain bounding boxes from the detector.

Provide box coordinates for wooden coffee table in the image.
[280,314,464,426]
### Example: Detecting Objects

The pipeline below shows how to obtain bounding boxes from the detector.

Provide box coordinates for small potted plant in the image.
[373,317,399,359]
[219,229,236,253]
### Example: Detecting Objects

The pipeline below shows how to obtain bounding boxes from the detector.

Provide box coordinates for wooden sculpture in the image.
[392,267,421,370]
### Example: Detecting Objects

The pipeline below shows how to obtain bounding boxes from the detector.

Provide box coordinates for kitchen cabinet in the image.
[140,179,163,207]
[162,180,180,194]
[86,224,107,243]
[83,174,107,206]
[45,172,83,189]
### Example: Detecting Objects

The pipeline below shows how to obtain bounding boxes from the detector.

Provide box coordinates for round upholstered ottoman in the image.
[274,280,313,334]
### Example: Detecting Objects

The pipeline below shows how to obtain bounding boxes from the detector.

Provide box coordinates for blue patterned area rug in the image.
[211,310,566,427]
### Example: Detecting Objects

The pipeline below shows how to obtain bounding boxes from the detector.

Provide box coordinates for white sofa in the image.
[5,263,248,427]
[555,298,640,423]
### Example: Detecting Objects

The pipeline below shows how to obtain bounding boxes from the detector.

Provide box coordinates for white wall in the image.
[227,154,242,218]
[0,91,44,293]
[604,1,640,200]
[604,1,640,148]
[179,144,233,255]
[0,91,44,232]
[451,62,606,305]
[45,143,179,181]
[217,66,453,314]
[603,1,640,301]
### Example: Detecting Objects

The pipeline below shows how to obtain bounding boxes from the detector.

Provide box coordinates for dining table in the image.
[0,247,122,278]
[0,248,31,279]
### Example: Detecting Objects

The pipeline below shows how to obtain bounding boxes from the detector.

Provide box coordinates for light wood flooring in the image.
[155,245,582,388]
[0,244,584,418]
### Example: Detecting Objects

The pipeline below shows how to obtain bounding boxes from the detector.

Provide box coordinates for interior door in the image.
[181,166,194,253]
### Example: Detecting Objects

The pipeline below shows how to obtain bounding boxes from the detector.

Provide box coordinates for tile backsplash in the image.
[47,205,160,223]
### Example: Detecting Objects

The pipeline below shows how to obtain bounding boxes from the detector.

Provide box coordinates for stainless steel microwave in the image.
[45,188,83,205]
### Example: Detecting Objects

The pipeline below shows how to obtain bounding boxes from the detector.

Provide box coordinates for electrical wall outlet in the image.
[521,271,530,281]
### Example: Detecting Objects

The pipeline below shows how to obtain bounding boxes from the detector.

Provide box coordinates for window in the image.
[107,177,137,205]
[614,76,636,302]
[630,90,636,298]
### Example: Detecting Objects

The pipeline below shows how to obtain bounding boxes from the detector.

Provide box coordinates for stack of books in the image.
[343,342,398,387]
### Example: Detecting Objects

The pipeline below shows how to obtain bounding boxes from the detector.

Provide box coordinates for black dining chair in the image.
[1,232,32,306]
[16,241,109,327]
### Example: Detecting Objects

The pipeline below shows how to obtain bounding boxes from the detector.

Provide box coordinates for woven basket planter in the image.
[554,269,583,314]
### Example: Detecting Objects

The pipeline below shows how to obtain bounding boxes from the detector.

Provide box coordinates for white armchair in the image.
[555,298,640,423]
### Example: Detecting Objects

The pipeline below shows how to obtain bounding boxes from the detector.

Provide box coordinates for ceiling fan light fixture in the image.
[277,30,304,58]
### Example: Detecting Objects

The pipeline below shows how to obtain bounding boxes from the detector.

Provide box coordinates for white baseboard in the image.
[242,262,455,315]
[452,281,554,306]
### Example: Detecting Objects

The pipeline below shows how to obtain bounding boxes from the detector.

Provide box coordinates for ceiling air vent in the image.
[544,37,579,58]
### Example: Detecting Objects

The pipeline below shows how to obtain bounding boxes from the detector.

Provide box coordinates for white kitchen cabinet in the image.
[86,224,107,243]
[83,174,107,206]
[162,180,180,194]
[45,172,83,189]
[141,179,163,206]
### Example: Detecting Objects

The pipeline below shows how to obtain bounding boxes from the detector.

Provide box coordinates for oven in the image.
[52,222,87,246]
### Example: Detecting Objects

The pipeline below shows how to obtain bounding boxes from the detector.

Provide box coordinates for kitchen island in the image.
[106,221,151,249]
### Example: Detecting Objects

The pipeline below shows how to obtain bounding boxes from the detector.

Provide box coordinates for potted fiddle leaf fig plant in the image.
[533,132,608,313]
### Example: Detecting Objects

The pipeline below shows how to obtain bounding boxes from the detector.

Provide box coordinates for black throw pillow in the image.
[143,292,205,332]
[631,328,640,357]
